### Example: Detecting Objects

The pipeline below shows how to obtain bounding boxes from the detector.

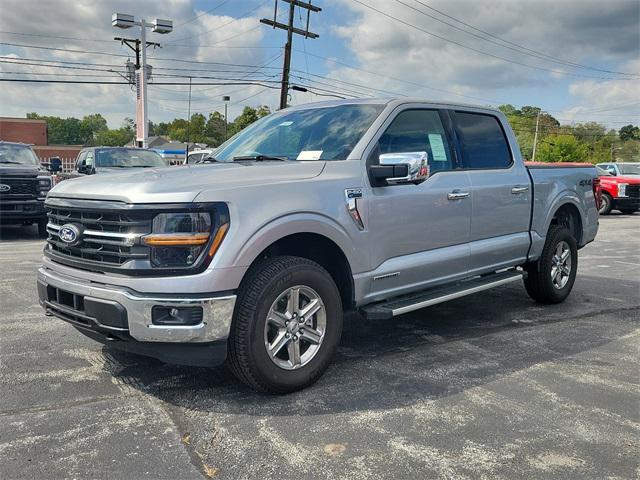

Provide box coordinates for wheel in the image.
[524,225,577,304]
[37,218,48,238]
[619,208,638,215]
[227,255,343,394]
[598,193,613,215]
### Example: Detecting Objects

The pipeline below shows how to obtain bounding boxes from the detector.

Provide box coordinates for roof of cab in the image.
[284,97,501,114]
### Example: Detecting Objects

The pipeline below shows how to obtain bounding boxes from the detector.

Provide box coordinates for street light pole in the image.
[223,95,230,141]
[112,14,172,149]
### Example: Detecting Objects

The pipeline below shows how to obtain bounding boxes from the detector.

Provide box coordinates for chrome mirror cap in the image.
[378,151,429,185]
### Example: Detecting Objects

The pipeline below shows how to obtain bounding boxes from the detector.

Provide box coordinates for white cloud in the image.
[0,0,279,127]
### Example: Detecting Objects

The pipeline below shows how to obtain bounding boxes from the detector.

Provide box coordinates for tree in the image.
[80,114,108,146]
[95,127,134,146]
[205,111,226,147]
[536,135,590,163]
[619,124,639,142]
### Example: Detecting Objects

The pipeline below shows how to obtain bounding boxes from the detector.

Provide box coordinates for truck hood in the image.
[0,163,42,177]
[600,174,640,185]
[48,161,326,203]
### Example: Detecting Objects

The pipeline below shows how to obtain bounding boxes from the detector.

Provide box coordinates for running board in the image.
[360,270,525,320]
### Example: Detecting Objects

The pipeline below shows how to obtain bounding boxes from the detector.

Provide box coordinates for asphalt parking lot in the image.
[1,214,638,480]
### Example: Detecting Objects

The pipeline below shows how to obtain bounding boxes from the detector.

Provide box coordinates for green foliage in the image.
[535,135,590,163]
[619,124,640,142]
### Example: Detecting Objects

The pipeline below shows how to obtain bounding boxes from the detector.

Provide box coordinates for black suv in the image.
[0,142,56,236]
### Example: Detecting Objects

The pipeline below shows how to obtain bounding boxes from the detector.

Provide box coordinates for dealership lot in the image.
[0,215,638,479]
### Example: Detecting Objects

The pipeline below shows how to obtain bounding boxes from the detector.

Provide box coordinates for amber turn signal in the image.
[208,223,229,257]
[142,232,210,246]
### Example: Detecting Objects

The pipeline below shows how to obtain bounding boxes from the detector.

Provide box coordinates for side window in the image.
[188,153,203,164]
[377,110,454,172]
[76,151,87,170]
[455,112,512,169]
[85,151,94,167]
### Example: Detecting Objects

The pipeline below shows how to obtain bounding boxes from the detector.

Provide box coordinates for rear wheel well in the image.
[550,203,583,246]
[248,233,354,310]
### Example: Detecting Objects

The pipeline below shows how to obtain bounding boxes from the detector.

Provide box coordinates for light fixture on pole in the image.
[223,96,231,141]
[112,13,173,148]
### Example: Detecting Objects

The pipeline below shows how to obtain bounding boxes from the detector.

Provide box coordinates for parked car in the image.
[57,147,169,181]
[596,166,640,214]
[596,162,640,177]
[37,99,599,393]
[0,141,56,236]
[185,149,214,165]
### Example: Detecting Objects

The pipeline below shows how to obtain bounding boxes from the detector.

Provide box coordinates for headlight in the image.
[142,209,229,269]
[37,176,52,196]
[618,183,628,197]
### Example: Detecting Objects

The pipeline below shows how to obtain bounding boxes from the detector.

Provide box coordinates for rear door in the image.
[451,110,531,274]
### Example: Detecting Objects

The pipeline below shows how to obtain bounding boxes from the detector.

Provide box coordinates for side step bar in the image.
[360,270,525,320]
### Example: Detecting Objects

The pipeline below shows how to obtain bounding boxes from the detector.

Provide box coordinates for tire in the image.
[37,218,48,238]
[524,225,578,304]
[227,255,343,394]
[619,208,638,215]
[599,193,613,215]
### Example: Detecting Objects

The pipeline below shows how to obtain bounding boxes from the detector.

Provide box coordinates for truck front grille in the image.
[45,205,153,270]
[626,184,640,199]
[0,177,38,197]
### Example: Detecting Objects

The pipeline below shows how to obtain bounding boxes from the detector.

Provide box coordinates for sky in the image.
[0,0,638,131]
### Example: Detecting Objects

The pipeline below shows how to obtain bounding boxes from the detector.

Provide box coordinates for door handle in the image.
[511,185,529,194]
[447,191,470,200]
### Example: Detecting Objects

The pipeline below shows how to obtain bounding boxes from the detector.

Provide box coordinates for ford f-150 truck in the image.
[596,166,640,214]
[0,141,55,236]
[37,99,599,393]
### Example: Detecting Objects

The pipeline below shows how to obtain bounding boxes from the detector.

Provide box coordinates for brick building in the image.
[0,117,48,145]
[0,117,81,171]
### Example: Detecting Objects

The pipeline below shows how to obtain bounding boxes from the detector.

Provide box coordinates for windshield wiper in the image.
[232,154,288,162]
[0,160,26,165]
[200,156,220,163]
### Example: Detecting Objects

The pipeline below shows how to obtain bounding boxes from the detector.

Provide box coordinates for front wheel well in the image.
[550,203,583,246]
[247,233,354,310]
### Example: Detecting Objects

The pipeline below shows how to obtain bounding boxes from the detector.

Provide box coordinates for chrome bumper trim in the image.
[37,267,236,343]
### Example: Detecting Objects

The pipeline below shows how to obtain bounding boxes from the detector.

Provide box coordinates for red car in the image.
[597,166,640,215]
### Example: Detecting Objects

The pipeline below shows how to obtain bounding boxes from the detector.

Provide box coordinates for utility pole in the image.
[186,77,192,158]
[532,109,541,161]
[261,0,321,110]
[113,14,173,148]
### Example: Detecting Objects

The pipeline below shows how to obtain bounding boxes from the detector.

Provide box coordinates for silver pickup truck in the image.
[38,99,599,393]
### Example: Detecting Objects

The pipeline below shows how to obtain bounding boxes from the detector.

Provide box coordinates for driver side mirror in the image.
[48,157,62,173]
[370,151,429,186]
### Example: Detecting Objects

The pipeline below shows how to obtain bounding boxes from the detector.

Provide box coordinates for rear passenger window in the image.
[377,110,454,172]
[455,112,512,169]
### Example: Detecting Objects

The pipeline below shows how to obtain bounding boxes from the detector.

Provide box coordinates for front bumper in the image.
[37,266,236,364]
[0,198,46,223]
[613,197,640,210]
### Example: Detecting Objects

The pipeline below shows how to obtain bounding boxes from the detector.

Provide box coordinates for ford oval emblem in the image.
[59,224,82,245]
[0,184,10,192]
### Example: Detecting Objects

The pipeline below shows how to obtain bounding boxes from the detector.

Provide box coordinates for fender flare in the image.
[232,212,361,271]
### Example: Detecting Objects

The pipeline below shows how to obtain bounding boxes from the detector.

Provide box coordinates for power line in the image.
[169,0,270,43]
[0,78,283,88]
[0,30,113,43]
[174,0,232,27]
[348,0,637,81]
[400,0,638,77]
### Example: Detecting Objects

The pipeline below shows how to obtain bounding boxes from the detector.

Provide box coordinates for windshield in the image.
[214,104,384,162]
[0,144,39,166]
[95,148,168,168]
[618,163,640,175]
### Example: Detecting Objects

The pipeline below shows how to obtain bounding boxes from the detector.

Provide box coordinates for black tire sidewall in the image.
[538,227,578,303]
[241,259,342,391]
[599,193,612,215]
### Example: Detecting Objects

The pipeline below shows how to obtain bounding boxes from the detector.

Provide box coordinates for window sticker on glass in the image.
[296,150,323,161]
[428,134,447,161]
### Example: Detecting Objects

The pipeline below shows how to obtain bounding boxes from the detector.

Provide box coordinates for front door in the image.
[365,108,472,302]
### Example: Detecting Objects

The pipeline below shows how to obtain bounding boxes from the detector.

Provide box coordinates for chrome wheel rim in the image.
[551,241,572,289]
[264,285,326,370]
